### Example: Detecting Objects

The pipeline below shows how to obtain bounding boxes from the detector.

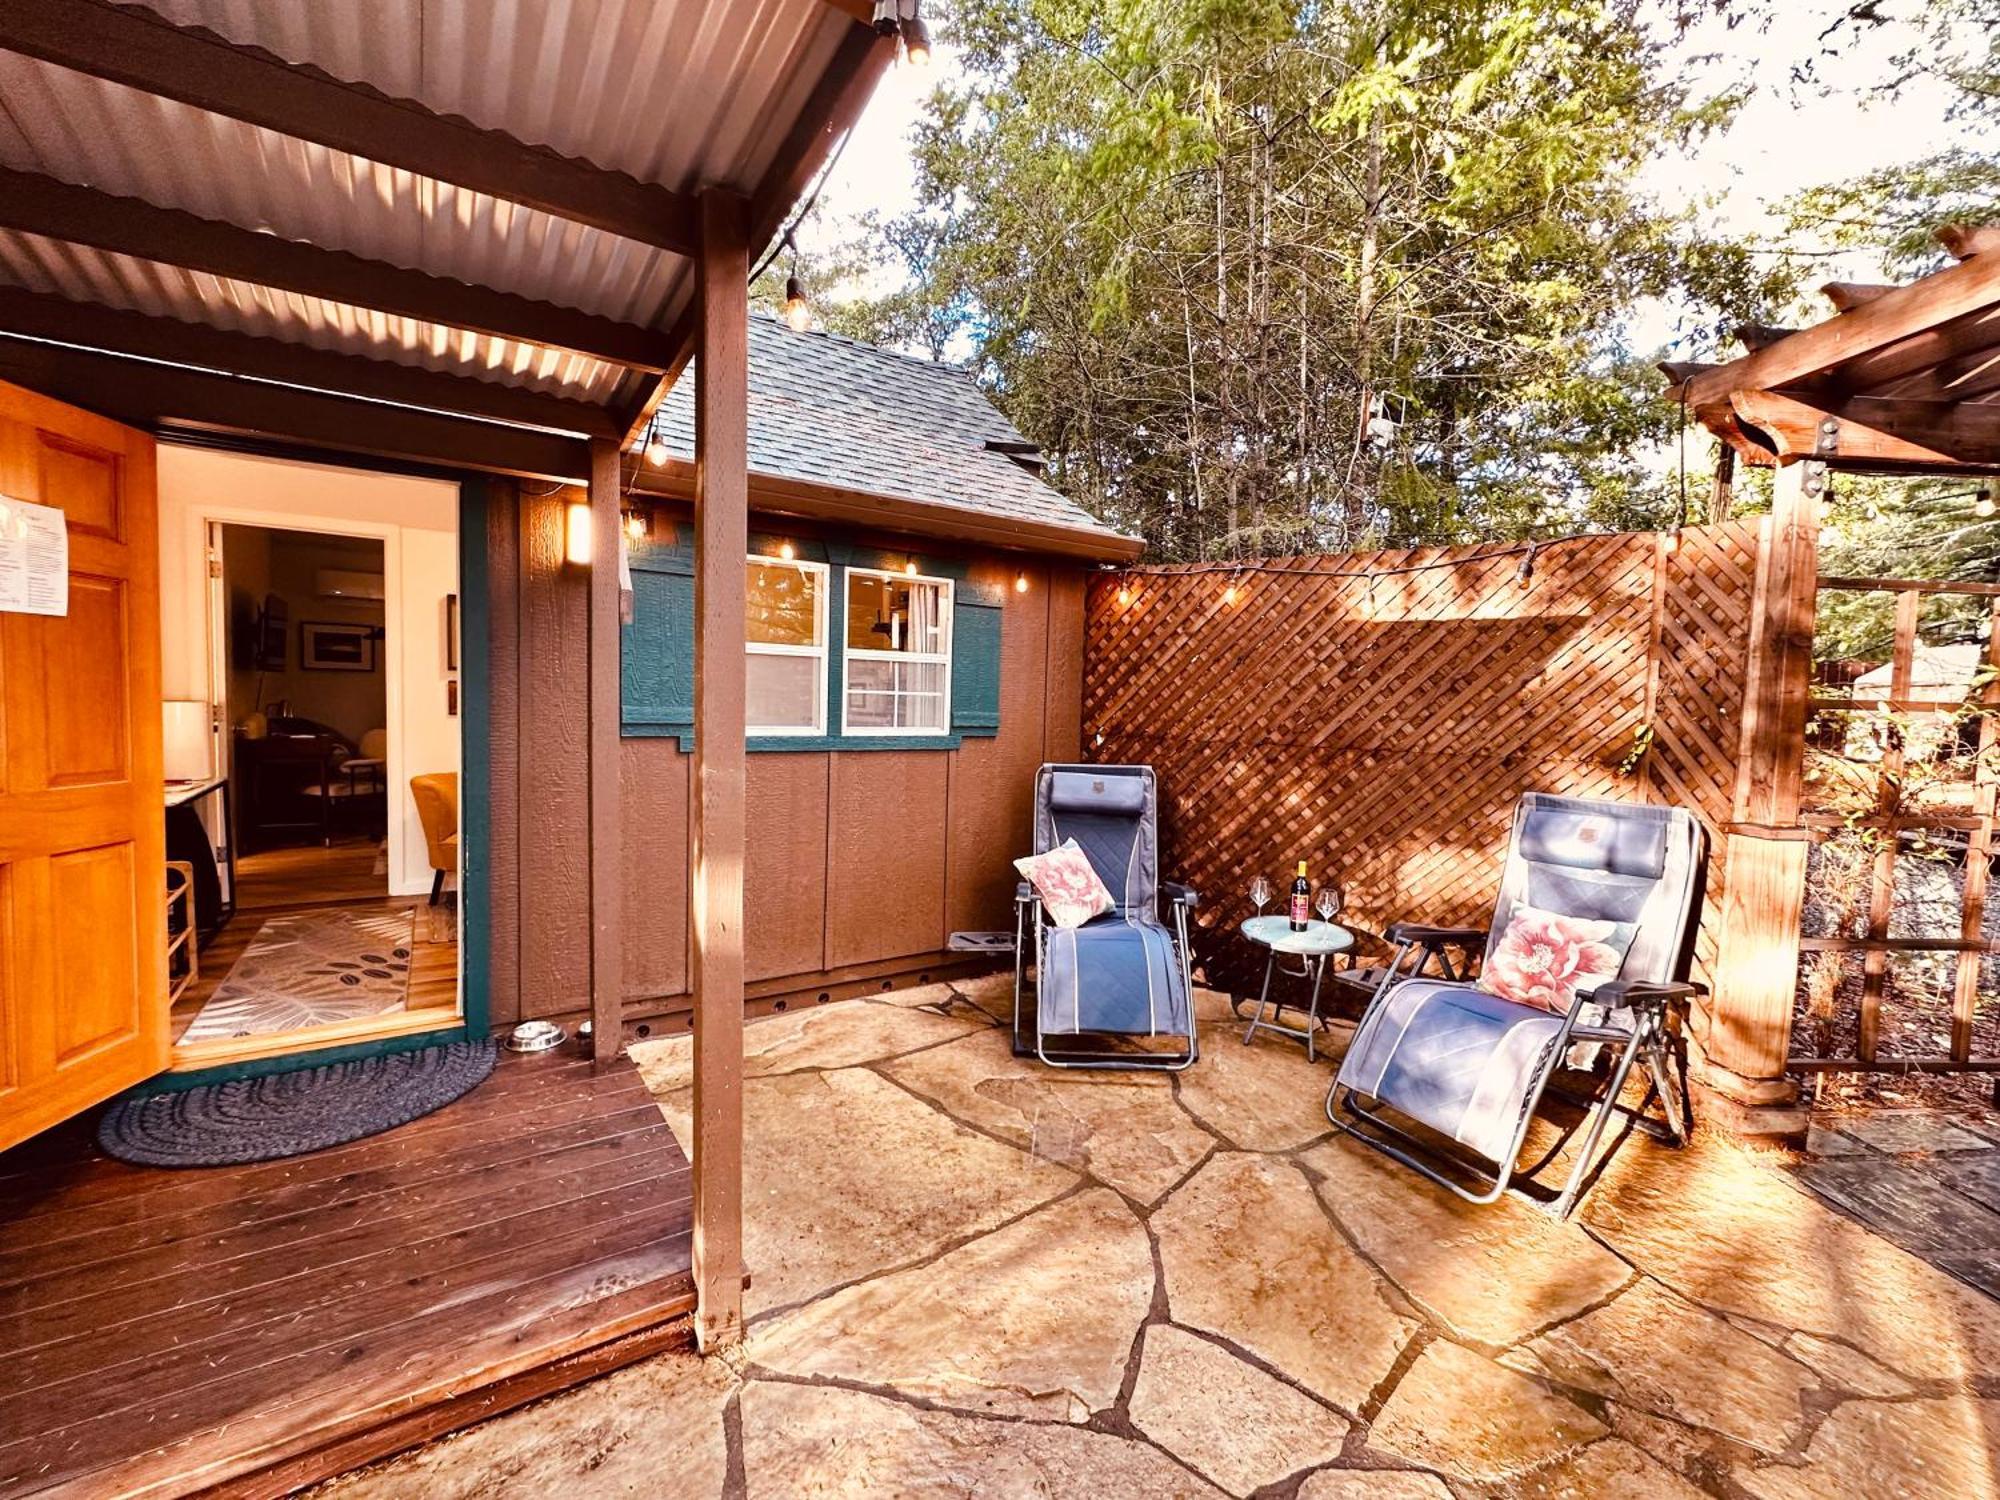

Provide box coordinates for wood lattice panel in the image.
[1084,525,1762,998]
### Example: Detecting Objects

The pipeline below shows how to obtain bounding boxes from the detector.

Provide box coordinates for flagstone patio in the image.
[321,977,2000,1499]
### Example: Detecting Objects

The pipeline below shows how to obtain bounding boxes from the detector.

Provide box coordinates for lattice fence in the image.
[1083,524,1763,998]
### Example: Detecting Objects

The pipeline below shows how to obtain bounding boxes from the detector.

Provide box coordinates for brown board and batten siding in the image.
[481,478,1085,1033]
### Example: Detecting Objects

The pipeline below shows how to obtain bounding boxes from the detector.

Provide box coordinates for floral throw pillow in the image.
[1015,839,1116,929]
[1479,904,1632,1014]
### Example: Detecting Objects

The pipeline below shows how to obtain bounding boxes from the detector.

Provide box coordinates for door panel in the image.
[0,380,165,1151]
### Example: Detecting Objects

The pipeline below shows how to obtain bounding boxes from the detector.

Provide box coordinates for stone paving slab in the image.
[1512,1279,1819,1455]
[1128,1324,1349,1496]
[1585,1136,2000,1385]
[1367,1339,1606,1482]
[750,1187,1152,1420]
[629,997,985,1093]
[738,1380,1227,1498]
[1734,1394,2000,1500]
[1173,1021,1338,1151]
[1303,1135,1631,1349]
[882,1029,1216,1204]
[1294,1470,1453,1500]
[1513,1438,1712,1499]
[1153,1151,1415,1413]
[677,1065,1078,1317]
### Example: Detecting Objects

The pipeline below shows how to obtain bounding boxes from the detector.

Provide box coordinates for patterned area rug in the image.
[178,908,415,1044]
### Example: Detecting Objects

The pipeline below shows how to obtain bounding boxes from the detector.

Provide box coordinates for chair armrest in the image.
[1015,881,1039,905]
[1582,979,1703,1012]
[1384,922,1487,947]
[1161,880,1199,910]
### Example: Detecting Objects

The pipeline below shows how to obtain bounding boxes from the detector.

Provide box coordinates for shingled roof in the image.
[654,316,1138,556]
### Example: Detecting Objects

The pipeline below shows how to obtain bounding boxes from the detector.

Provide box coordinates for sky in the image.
[798,3,1970,360]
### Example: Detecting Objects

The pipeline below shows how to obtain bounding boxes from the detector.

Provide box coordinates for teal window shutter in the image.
[952,589,1002,736]
[621,522,695,739]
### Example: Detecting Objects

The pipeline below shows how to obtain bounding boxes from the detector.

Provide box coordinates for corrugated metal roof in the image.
[0,228,640,404]
[0,0,865,417]
[654,317,1139,548]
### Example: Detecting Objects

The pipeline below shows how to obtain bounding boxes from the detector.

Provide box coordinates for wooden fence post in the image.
[1696,456,1819,1133]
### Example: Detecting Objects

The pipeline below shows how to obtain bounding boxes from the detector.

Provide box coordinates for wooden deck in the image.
[0,1049,695,1498]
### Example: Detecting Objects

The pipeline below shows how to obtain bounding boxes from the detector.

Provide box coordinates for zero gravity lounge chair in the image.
[1329,793,1708,1217]
[1014,764,1200,1070]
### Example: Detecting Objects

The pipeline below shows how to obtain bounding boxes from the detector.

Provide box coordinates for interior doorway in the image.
[159,448,464,1067]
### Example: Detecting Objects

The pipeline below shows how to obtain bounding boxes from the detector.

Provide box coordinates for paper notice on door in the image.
[0,493,68,616]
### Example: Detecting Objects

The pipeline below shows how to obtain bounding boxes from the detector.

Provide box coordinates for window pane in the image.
[748,561,820,647]
[844,659,947,732]
[846,573,946,654]
[748,652,819,731]
[843,658,897,730]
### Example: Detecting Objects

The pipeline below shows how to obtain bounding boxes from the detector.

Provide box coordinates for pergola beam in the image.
[0,334,589,479]
[0,168,677,373]
[1731,389,2000,470]
[0,285,622,439]
[1682,241,2000,420]
[0,0,702,258]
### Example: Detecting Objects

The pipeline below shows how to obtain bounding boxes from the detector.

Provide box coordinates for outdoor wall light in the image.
[565,502,593,566]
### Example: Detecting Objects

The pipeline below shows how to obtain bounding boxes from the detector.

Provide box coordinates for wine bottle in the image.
[1289,860,1310,931]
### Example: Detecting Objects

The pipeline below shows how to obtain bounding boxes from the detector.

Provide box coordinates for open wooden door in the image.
[0,380,166,1152]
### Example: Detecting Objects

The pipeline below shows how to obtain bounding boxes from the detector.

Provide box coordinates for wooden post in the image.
[587,438,622,1071]
[690,189,748,1349]
[1698,455,1820,1129]
[1709,444,1735,523]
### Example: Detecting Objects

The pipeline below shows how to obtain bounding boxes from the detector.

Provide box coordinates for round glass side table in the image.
[1237,915,1355,1062]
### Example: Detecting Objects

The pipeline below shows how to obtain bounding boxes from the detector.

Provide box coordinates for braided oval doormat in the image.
[97,1039,497,1167]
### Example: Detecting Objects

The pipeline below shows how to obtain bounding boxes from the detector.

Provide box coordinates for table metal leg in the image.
[1304,954,1327,1063]
[1242,952,1278,1047]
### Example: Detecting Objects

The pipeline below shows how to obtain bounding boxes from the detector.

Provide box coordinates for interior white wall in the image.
[158,446,460,898]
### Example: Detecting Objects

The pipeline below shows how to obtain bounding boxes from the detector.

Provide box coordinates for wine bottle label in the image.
[1290,893,1309,925]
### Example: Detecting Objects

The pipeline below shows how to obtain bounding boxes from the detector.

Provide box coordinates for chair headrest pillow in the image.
[1046,770,1148,818]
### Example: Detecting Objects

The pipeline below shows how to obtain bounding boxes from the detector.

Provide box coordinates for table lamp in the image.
[162,700,212,782]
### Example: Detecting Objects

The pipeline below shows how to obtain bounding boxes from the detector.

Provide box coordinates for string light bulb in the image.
[901,12,932,64]
[624,510,647,543]
[644,415,668,467]
[1515,543,1539,586]
[904,559,919,576]
[1015,571,1029,593]
[783,272,810,332]
[778,540,797,561]
[1977,484,1996,519]
[1222,582,1238,606]
[1116,583,1132,607]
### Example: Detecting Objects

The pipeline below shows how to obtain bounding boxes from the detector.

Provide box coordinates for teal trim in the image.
[132,1026,470,1096]
[621,528,1003,752]
[457,477,493,1040]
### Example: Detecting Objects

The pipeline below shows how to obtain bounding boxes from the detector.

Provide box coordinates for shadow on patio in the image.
[319,979,2000,1499]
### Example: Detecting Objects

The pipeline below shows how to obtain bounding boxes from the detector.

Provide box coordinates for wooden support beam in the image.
[1859,336,2000,404]
[587,438,623,1074]
[1681,249,2000,421]
[0,285,622,439]
[0,332,589,479]
[690,189,750,1351]
[1938,223,2000,261]
[1731,389,2000,469]
[1700,458,1819,1115]
[1734,323,1798,352]
[0,0,701,258]
[1658,360,1720,387]
[1821,282,1897,313]
[0,167,677,372]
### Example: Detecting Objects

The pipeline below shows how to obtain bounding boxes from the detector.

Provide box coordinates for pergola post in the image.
[690,188,749,1349]
[587,437,623,1071]
[1698,455,1820,1130]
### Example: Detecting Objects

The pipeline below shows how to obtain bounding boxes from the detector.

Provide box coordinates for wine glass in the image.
[1248,874,1272,919]
[1315,882,1342,925]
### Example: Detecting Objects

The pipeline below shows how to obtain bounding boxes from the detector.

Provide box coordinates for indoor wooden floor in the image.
[0,1050,695,1498]
[236,837,387,912]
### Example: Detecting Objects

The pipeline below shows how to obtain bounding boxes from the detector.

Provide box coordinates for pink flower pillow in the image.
[1479,904,1629,1014]
[1015,839,1116,929]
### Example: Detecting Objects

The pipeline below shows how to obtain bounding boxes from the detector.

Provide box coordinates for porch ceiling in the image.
[1662,225,2000,476]
[0,0,893,475]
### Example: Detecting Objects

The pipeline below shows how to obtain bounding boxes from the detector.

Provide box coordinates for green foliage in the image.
[857,0,1800,558]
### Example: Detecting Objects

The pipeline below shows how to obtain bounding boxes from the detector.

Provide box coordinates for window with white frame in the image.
[746,556,827,735]
[842,567,952,734]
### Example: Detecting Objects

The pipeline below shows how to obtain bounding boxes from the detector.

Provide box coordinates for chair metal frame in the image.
[1326,800,1707,1220]
[1013,886,1200,1071]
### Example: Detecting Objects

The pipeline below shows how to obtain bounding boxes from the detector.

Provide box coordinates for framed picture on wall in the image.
[301,621,378,672]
